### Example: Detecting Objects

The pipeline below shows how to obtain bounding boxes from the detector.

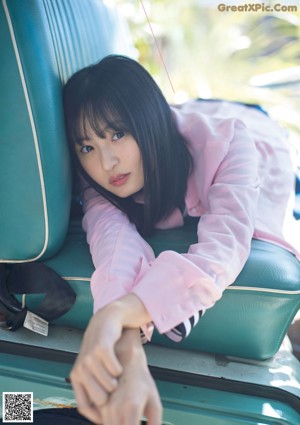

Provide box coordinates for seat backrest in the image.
[0,0,133,262]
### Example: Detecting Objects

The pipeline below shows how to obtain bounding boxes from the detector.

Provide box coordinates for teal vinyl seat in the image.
[41,218,300,360]
[0,0,133,261]
[0,0,299,361]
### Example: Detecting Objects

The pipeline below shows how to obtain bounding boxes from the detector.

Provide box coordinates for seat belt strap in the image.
[0,263,76,331]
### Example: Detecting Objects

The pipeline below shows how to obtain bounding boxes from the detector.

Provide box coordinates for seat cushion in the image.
[37,218,300,360]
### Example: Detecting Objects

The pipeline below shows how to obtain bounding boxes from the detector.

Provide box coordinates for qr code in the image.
[2,392,33,423]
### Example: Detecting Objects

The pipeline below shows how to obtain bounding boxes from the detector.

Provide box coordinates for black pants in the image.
[0,407,148,424]
[0,408,91,425]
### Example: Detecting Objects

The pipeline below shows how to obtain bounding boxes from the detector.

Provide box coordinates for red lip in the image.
[109,173,130,186]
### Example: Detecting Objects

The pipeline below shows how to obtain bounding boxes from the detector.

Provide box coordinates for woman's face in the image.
[75,120,144,198]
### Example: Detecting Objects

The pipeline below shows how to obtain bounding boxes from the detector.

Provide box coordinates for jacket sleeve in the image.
[81,187,155,338]
[131,119,260,334]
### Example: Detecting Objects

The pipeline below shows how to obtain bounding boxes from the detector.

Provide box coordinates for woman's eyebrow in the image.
[75,136,90,146]
[105,121,126,131]
[74,122,125,145]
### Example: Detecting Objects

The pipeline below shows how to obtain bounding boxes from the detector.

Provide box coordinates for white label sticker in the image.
[23,311,49,336]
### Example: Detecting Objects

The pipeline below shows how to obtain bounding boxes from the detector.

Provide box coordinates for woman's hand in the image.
[70,294,153,423]
[70,305,124,423]
[101,329,162,425]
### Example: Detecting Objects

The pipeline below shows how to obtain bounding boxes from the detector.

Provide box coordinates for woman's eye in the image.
[80,145,93,154]
[112,131,125,141]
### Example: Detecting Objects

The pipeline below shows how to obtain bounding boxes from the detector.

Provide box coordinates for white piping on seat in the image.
[62,277,91,282]
[227,286,300,295]
[2,0,49,262]
[61,277,300,294]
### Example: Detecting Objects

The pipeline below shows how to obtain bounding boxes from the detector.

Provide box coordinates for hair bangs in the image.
[71,98,128,146]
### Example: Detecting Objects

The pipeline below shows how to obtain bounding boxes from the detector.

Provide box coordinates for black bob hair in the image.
[63,55,192,236]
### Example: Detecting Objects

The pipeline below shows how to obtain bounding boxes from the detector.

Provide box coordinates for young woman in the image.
[63,54,299,425]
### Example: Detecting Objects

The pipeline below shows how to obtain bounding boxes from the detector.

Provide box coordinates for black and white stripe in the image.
[164,310,203,342]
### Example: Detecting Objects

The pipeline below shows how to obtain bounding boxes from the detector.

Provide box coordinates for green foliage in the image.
[117,0,300,150]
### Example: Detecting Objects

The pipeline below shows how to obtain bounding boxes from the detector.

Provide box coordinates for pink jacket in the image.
[82,100,300,339]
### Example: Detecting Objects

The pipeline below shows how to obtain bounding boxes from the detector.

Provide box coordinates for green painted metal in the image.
[158,381,300,425]
[0,353,299,424]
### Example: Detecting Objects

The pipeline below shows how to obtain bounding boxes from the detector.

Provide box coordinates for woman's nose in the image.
[100,148,119,171]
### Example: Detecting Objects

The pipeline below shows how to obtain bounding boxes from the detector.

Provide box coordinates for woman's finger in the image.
[144,396,163,425]
[79,374,109,408]
[71,378,89,410]
[84,351,119,393]
[100,404,117,425]
[101,399,143,425]
[78,404,103,425]
[99,345,123,378]
[123,404,144,425]
[72,381,103,424]
[71,363,109,408]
